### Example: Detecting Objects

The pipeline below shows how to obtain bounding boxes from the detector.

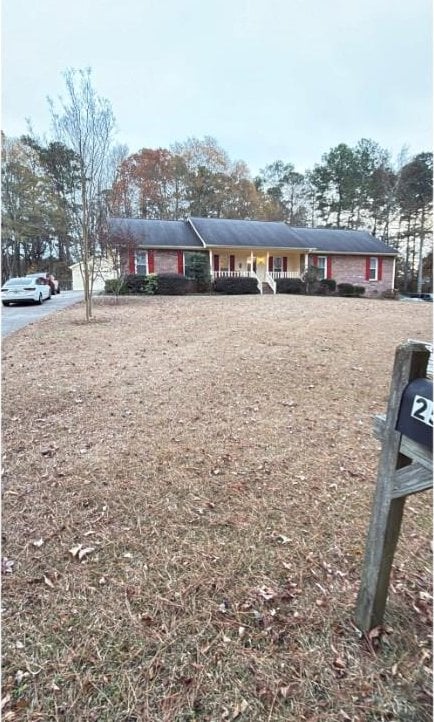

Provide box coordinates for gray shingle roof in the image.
[285,226,398,254]
[109,216,398,255]
[189,218,397,254]
[109,218,204,248]
[189,217,309,249]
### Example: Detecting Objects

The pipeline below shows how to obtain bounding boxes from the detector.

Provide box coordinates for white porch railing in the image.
[265,272,276,294]
[251,271,262,294]
[213,270,251,278]
[271,271,301,279]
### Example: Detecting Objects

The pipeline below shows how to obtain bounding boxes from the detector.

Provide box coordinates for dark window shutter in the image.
[378,257,383,281]
[148,250,155,274]
[268,256,273,272]
[283,257,288,272]
[311,255,318,266]
[327,256,332,279]
[230,255,235,272]
[213,254,219,272]
[177,250,184,274]
[129,248,135,273]
[365,256,370,281]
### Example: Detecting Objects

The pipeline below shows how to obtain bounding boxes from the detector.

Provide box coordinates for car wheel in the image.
[47,292,52,300]
[2,301,10,306]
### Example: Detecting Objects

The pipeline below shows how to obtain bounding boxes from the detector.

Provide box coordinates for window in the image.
[369,257,378,280]
[317,256,327,280]
[136,252,147,275]
[220,255,229,272]
[273,257,282,272]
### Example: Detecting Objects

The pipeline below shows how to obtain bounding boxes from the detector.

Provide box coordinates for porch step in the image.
[262,282,274,294]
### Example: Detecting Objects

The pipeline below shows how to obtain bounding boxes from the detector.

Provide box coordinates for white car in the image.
[1,277,52,306]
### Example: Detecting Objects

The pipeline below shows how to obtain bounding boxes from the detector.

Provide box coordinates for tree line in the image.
[2,68,432,307]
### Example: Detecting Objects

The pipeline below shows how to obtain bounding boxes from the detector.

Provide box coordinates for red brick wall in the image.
[320,255,395,296]
[154,250,179,274]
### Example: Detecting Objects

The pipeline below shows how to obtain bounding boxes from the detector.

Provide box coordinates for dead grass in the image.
[1,294,432,721]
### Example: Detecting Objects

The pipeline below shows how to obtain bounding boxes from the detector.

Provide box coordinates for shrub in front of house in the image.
[276,278,305,294]
[123,274,147,294]
[144,274,158,295]
[317,278,336,294]
[353,285,366,297]
[213,277,260,294]
[154,273,192,295]
[105,278,127,295]
[337,283,366,297]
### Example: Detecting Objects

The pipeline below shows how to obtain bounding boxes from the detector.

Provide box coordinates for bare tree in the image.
[48,68,116,320]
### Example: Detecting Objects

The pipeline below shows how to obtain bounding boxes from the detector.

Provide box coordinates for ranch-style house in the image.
[104,217,398,296]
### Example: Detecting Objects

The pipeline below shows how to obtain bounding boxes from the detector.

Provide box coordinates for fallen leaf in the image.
[280,686,291,699]
[368,625,383,640]
[275,534,291,544]
[77,547,95,561]
[32,539,44,548]
[1,694,11,710]
[15,670,29,684]
[41,445,56,457]
[43,574,55,589]
[69,544,82,558]
[1,558,15,574]
[232,699,248,719]
[257,586,276,601]
[333,656,346,669]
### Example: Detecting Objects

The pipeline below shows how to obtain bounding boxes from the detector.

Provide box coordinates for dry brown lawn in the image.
[1,294,432,722]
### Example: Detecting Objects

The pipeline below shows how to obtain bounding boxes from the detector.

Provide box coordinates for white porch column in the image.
[304,253,309,273]
[391,257,396,290]
[209,250,213,277]
[250,250,254,275]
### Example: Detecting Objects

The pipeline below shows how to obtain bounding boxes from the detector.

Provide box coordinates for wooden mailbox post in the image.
[355,340,433,632]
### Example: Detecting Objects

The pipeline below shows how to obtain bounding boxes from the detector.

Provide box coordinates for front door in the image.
[247,257,257,275]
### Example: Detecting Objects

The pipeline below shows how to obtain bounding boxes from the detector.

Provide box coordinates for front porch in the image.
[210,249,308,293]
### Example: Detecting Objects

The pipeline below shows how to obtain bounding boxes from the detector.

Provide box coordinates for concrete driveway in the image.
[1,291,84,337]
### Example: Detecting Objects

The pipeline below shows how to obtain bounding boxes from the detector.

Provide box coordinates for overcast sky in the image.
[2,0,432,175]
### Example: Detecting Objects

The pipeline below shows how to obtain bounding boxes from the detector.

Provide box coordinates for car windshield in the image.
[4,278,34,286]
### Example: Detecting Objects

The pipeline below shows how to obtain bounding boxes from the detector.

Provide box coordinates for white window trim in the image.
[317,255,327,280]
[369,256,378,281]
[135,250,148,275]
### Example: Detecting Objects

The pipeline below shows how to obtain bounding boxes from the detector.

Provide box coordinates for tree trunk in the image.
[417,207,425,293]
[81,178,92,322]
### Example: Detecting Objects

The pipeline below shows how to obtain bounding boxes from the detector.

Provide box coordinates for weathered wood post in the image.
[355,340,433,632]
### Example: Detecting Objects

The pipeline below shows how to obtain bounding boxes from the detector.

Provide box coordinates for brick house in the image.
[108,217,398,296]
